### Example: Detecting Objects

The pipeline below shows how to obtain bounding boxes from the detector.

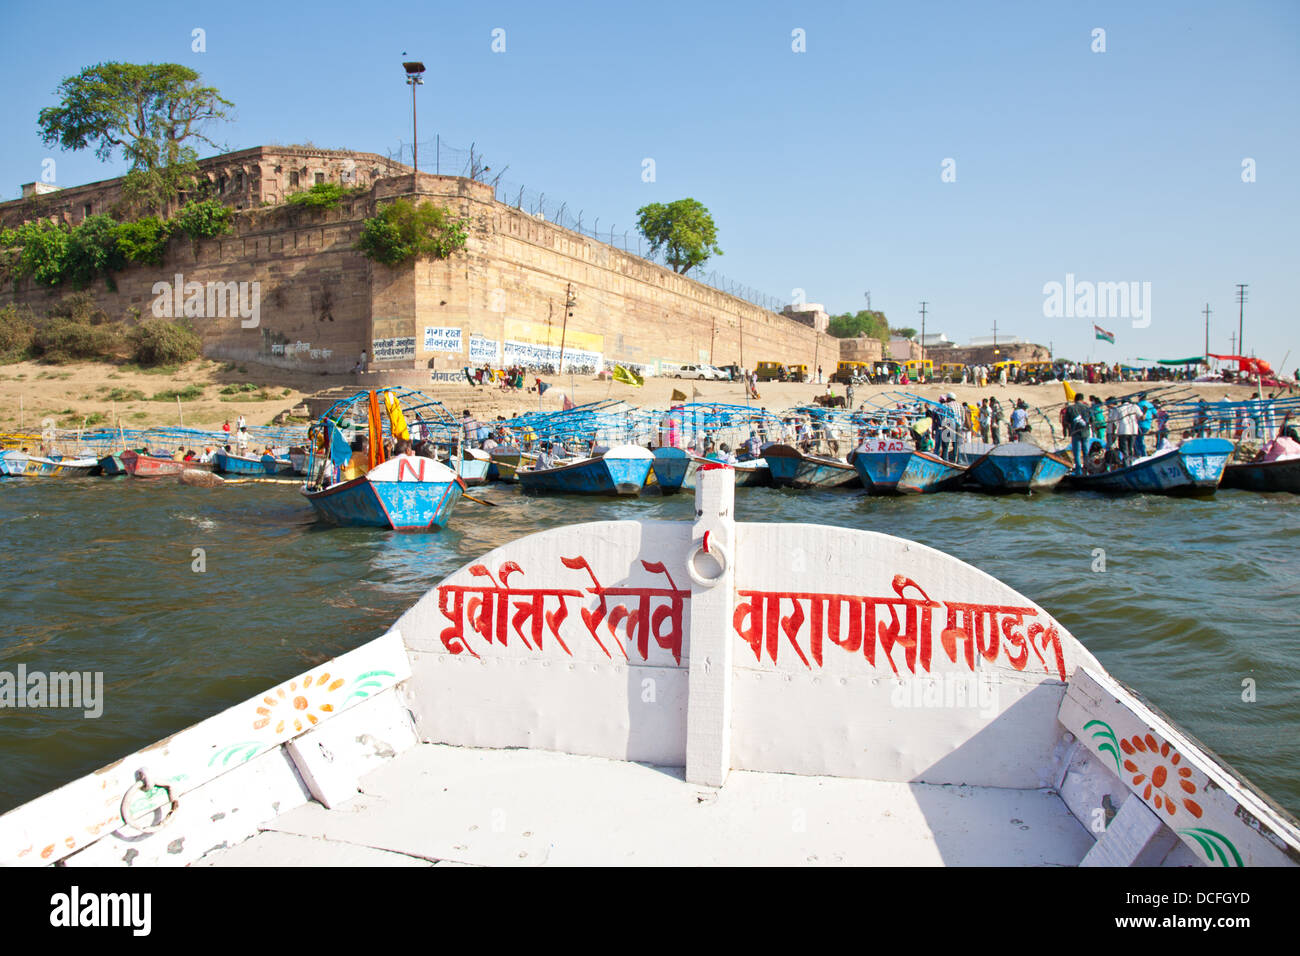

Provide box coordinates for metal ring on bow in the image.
[686,532,728,587]
[119,768,179,834]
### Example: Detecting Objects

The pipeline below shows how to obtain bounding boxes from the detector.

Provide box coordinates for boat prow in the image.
[960,440,1071,492]
[302,454,463,530]
[764,443,859,489]
[850,439,966,494]
[520,443,653,496]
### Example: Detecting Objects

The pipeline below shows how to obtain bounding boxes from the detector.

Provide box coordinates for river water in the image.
[1,477,1296,820]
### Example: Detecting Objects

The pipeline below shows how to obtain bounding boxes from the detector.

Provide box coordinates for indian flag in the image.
[1094,324,1115,344]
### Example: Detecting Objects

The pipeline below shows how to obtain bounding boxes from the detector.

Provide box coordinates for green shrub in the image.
[0,305,36,359]
[117,216,171,266]
[286,182,365,208]
[103,387,146,402]
[219,382,259,394]
[171,199,232,242]
[30,316,124,363]
[151,384,204,402]
[355,199,468,266]
[65,215,126,289]
[128,317,202,367]
[1,220,70,286]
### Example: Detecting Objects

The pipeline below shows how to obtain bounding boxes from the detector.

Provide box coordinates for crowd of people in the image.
[1060,393,1171,474]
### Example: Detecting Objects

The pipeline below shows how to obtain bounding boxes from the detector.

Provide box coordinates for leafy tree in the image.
[355,199,468,266]
[635,199,722,274]
[37,62,233,170]
[827,310,890,342]
[118,160,200,216]
[891,326,917,339]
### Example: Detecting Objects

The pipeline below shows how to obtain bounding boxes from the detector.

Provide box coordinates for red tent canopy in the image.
[1208,354,1273,376]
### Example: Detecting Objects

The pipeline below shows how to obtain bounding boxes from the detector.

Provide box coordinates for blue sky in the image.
[2,0,1296,368]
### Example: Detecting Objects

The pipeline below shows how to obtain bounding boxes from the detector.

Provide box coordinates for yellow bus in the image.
[940,362,965,382]
[755,361,789,382]
[903,359,934,380]
[786,364,809,383]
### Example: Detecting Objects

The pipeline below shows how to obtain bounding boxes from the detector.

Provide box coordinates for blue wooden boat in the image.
[1219,454,1300,493]
[849,440,966,494]
[214,450,295,477]
[0,450,28,477]
[451,449,491,486]
[1061,437,1233,495]
[651,446,770,494]
[520,445,653,496]
[959,441,1070,493]
[302,454,464,530]
[97,453,127,476]
[763,443,860,489]
[18,454,99,477]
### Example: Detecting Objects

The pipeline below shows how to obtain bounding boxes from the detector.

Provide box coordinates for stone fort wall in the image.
[0,155,835,382]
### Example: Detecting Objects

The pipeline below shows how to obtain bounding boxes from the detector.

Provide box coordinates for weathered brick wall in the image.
[382,174,837,378]
[926,342,1050,366]
[0,198,374,373]
[2,160,836,381]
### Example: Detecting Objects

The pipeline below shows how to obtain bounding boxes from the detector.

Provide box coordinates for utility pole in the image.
[1235,283,1248,355]
[1229,331,1237,356]
[864,291,871,312]
[918,301,928,376]
[1202,303,1211,367]
[992,319,999,359]
[558,283,576,372]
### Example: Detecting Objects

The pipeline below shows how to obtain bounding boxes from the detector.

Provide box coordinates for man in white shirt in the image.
[1117,398,1141,463]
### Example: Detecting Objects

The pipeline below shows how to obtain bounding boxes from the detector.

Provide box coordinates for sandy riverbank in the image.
[0,358,1280,437]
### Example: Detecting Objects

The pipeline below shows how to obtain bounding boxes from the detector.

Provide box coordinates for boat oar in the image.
[452,477,496,507]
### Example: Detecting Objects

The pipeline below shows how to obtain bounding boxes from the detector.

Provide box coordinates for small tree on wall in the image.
[355,199,468,266]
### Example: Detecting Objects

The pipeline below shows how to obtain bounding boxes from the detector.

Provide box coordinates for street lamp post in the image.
[403,61,426,173]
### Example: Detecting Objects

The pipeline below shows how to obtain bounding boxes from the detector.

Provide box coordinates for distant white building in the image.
[968,335,1023,347]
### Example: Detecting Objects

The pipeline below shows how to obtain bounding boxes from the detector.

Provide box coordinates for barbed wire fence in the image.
[387,137,788,315]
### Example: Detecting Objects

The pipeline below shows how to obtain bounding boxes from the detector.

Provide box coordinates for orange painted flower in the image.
[1120,732,1202,819]
[252,672,345,735]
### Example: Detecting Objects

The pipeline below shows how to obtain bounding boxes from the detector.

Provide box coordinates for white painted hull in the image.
[2,469,1295,869]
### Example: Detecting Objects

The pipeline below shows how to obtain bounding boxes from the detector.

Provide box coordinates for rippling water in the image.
[1,476,1297,818]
